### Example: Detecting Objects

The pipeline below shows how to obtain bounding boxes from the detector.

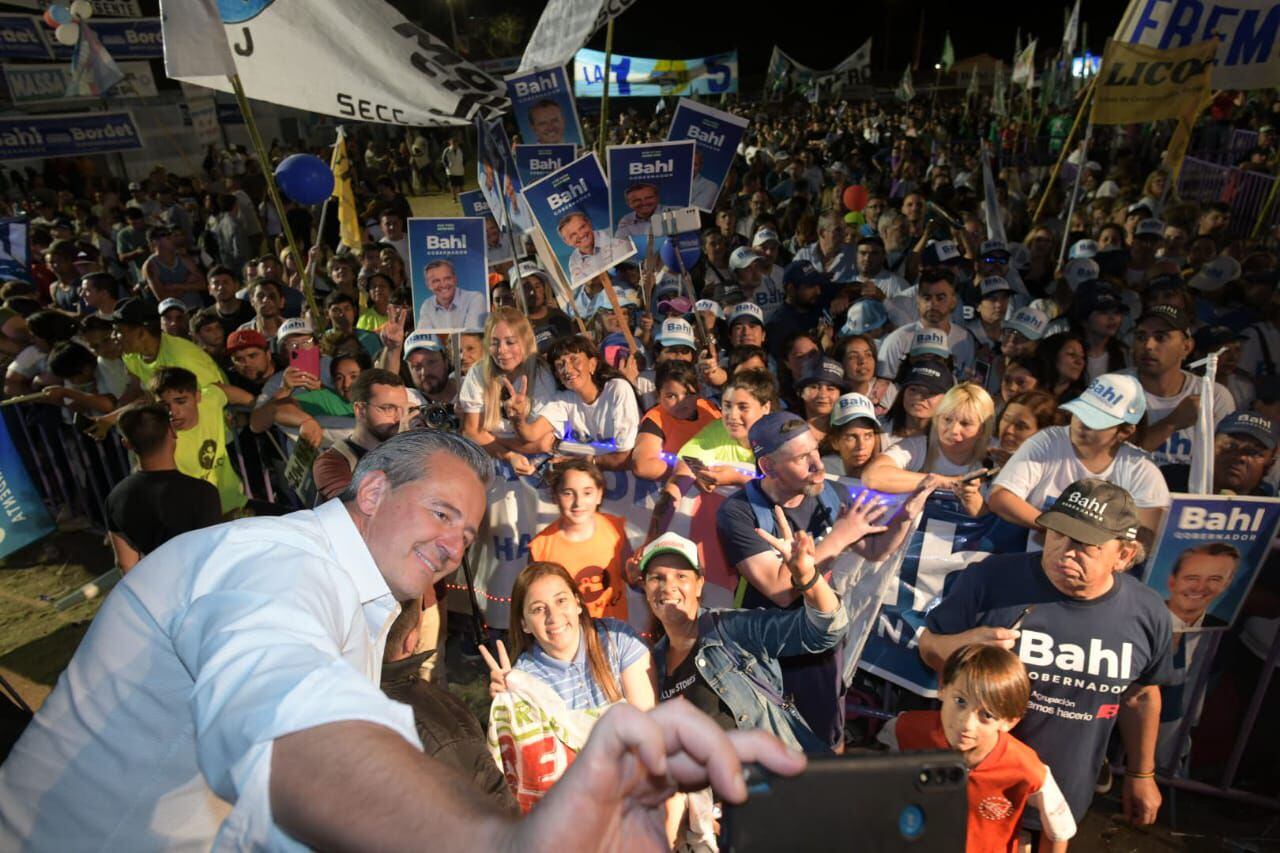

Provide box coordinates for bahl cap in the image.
[1036,479,1141,545]
[830,392,880,429]
[404,331,445,357]
[1059,373,1146,430]
[795,357,850,393]
[841,299,888,336]
[1003,306,1050,341]
[1217,411,1279,450]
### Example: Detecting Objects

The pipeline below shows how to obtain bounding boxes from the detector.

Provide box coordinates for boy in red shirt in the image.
[879,645,1076,852]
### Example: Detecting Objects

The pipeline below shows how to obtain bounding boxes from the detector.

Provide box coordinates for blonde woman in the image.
[861,382,996,516]
[459,306,557,474]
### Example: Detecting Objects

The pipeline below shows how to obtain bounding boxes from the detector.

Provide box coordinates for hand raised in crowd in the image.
[478,641,513,698]
[636,311,655,341]
[299,417,323,448]
[282,366,322,392]
[697,340,726,386]
[85,413,115,442]
[755,505,818,586]
[37,386,68,405]
[500,375,531,422]
[380,304,408,350]
[830,488,892,544]
[618,353,640,385]
[504,450,536,477]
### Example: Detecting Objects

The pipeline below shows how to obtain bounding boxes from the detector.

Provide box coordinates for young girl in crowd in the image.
[528,460,631,622]
[880,362,954,449]
[631,361,721,481]
[863,382,996,517]
[1037,331,1088,401]
[998,355,1047,406]
[661,368,776,498]
[822,392,882,480]
[989,372,1169,550]
[989,389,1062,467]
[356,272,393,332]
[459,307,557,475]
[836,334,898,415]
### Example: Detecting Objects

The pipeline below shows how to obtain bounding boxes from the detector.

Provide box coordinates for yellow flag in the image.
[330,128,362,252]
[1090,38,1217,126]
[1165,87,1213,185]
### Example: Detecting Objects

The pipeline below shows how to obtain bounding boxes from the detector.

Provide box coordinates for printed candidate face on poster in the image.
[606,141,695,255]
[665,99,749,213]
[0,218,31,283]
[521,152,637,289]
[513,143,577,187]
[408,217,489,334]
[1142,494,1280,632]
[477,117,535,235]
[504,65,585,147]
[458,189,512,267]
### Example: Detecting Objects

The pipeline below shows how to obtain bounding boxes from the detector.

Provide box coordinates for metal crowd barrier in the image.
[1177,156,1279,240]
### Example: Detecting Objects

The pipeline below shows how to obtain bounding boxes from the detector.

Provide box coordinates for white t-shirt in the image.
[992,426,1170,550]
[6,344,45,379]
[875,321,976,380]
[1086,351,1112,381]
[882,434,979,477]
[1132,370,1235,467]
[457,362,557,440]
[538,378,640,451]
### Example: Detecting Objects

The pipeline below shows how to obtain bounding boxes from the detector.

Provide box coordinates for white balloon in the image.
[69,0,93,20]
[53,21,79,45]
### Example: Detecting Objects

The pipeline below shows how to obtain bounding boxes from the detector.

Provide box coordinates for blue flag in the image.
[0,414,55,559]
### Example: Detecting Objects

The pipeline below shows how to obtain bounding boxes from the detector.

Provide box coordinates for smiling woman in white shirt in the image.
[988,372,1170,552]
[506,334,641,471]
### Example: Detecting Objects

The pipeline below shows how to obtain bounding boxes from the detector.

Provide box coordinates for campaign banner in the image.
[606,140,695,256]
[521,151,636,288]
[3,60,156,104]
[857,494,1031,697]
[1114,0,1280,90]
[0,217,30,282]
[458,189,512,267]
[0,111,143,160]
[407,217,489,334]
[504,65,585,146]
[665,99,749,212]
[574,48,738,98]
[1142,494,1280,633]
[518,0,639,74]
[0,412,56,559]
[0,15,50,60]
[1090,38,1217,125]
[12,0,142,15]
[476,115,534,235]
[162,0,506,127]
[513,143,576,188]
[46,17,163,60]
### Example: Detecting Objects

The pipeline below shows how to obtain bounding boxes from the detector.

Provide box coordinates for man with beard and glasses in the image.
[312,369,408,501]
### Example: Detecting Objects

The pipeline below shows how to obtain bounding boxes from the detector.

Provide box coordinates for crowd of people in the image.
[1,81,1279,851]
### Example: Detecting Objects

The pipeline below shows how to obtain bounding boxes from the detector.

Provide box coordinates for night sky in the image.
[424,0,1124,83]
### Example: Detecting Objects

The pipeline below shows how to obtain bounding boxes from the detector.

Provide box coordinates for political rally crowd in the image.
[0,77,1278,852]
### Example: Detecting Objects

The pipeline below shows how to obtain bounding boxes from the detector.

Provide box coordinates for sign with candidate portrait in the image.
[459,187,512,268]
[521,151,636,289]
[606,140,694,256]
[0,217,31,282]
[1142,494,1280,633]
[513,143,576,187]
[504,65,585,147]
[665,99,749,212]
[407,217,489,333]
[476,116,535,235]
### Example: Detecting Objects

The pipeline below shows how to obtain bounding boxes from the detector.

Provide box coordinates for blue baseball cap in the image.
[783,260,827,288]
[909,328,950,360]
[404,331,445,357]
[841,299,888,336]
[748,411,811,458]
[1059,373,1146,430]
[1217,411,1278,450]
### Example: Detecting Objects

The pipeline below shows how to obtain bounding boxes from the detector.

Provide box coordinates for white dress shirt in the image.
[0,500,419,851]
[567,230,635,285]
[416,287,488,332]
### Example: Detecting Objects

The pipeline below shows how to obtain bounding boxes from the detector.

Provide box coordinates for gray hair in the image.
[877,211,905,234]
[817,211,842,234]
[339,430,494,503]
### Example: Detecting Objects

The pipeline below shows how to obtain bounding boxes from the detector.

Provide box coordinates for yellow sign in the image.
[1090,38,1217,126]
[330,129,362,252]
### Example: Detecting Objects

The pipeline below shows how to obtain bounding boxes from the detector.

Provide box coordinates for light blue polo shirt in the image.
[513,618,647,710]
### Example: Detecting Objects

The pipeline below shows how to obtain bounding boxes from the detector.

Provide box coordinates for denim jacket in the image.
[653,601,848,753]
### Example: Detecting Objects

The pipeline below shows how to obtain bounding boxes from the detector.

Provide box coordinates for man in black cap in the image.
[1132,304,1235,479]
[921,479,1174,835]
[1161,412,1278,496]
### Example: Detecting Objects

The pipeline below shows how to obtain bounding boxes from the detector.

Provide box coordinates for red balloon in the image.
[42,9,58,27]
[842,184,870,212]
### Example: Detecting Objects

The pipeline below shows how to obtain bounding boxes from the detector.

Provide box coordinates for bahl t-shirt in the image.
[925,552,1174,826]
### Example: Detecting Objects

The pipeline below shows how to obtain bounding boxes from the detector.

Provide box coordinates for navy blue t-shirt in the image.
[925,552,1174,825]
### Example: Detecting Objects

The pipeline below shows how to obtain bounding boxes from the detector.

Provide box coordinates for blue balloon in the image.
[49,4,72,24]
[274,154,334,206]
[660,233,701,273]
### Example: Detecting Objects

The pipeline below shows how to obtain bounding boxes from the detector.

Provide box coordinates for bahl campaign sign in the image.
[513,143,576,187]
[408,217,489,333]
[606,140,695,255]
[522,152,636,289]
[1142,494,1280,632]
[665,99,749,212]
[458,189,513,268]
[504,65,585,147]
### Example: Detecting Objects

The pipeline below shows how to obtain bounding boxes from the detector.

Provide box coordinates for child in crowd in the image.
[528,459,630,621]
[149,366,248,516]
[879,645,1076,852]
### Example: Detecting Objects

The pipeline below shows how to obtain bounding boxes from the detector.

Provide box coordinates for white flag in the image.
[835,38,872,74]
[160,0,506,127]
[518,0,639,74]
[981,146,1007,244]
[1012,39,1037,87]
[1189,351,1221,494]
[1063,0,1080,57]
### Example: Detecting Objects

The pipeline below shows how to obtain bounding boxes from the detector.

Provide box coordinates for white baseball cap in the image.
[751,228,780,248]
[728,302,765,326]
[1094,179,1120,199]
[1069,239,1099,260]
[509,260,550,285]
[1059,372,1146,430]
[1002,306,1050,341]
[1189,255,1242,293]
[979,276,1014,298]
[694,298,724,319]
[910,328,950,359]
[730,246,765,271]
[657,318,697,349]
[1063,258,1100,291]
[276,317,315,343]
[1134,218,1165,239]
[830,392,880,428]
[979,239,1010,258]
[157,298,187,316]
[404,331,445,357]
[639,532,701,575]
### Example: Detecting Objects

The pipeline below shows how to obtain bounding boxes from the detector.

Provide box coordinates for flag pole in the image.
[227,74,322,327]
[1031,74,1097,224]
[1057,123,1092,269]
[596,19,615,160]
[1251,170,1280,239]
